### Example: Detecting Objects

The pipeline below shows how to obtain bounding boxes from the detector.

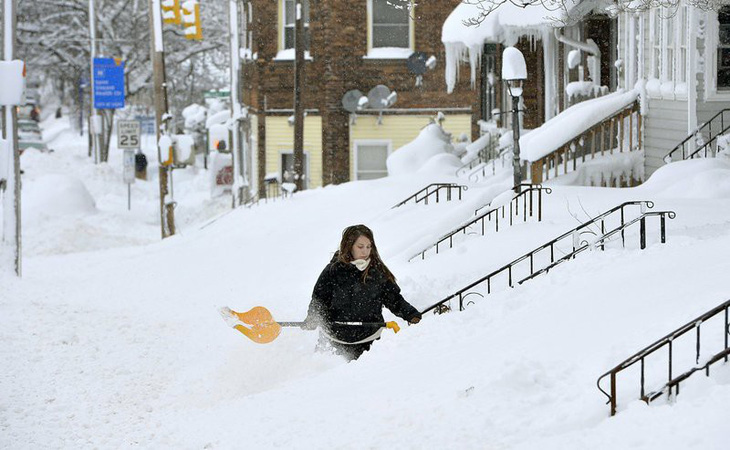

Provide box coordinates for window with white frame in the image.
[650,9,662,79]
[677,6,688,84]
[369,0,411,50]
[355,142,390,180]
[647,8,690,89]
[664,11,674,82]
[281,0,310,50]
[718,7,730,90]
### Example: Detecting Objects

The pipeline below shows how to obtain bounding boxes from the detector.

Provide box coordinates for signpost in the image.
[93,57,125,109]
[118,120,140,210]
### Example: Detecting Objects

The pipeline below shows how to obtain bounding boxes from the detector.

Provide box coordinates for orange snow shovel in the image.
[219,306,400,344]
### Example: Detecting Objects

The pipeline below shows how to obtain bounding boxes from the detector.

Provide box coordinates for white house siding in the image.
[644,98,688,175]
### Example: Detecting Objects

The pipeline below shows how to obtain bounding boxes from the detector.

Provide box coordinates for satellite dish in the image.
[342,89,364,113]
[367,85,391,111]
[406,52,428,75]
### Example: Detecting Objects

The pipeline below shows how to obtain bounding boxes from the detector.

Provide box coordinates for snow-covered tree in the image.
[16,0,229,159]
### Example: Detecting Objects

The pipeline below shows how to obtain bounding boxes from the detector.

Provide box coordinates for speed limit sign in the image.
[117,120,141,149]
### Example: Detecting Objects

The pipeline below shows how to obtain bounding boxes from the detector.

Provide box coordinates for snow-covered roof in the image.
[441,1,600,93]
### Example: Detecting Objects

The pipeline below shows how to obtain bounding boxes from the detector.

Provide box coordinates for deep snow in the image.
[1,116,729,449]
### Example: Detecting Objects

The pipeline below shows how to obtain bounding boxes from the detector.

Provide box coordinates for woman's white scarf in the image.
[351,258,370,271]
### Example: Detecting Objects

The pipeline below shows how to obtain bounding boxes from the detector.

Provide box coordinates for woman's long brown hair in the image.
[336,224,395,283]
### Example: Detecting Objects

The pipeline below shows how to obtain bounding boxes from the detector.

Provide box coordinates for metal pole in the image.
[512,94,522,193]
[89,0,101,164]
[229,0,245,206]
[149,0,175,238]
[2,0,21,276]
[293,0,305,192]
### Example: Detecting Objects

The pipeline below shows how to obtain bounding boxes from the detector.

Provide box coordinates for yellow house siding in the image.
[265,115,323,188]
[348,114,472,179]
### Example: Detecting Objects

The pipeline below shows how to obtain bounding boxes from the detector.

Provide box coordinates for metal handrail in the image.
[456,133,501,177]
[420,201,675,315]
[244,180,291,208]
[392,183,468,208]
[409,184,551,261]
[530,100,641,185]
[664,109,730,162]
[597,299,730,416]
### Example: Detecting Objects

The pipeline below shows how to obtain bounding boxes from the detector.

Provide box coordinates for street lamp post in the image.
[501,47,527,193]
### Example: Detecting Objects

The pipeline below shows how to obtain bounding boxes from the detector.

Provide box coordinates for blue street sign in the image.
[93,57,125,109]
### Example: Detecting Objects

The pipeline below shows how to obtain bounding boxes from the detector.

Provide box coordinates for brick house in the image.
[240,0,482,191]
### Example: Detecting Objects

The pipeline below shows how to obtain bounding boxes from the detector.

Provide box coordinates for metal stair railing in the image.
[420,201,675,315]
[664,109,730,163]
[467,146,513,183]
[409,184,551,261]
[597,299,730,416]
[244,179,291,208]
[529,100,641,187]
[392,183,468,208]
[456,132,501,177]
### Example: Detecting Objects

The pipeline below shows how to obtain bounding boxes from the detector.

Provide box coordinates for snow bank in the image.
[22,174,96,223]
[386,124,455,176]
[641,157,730,199]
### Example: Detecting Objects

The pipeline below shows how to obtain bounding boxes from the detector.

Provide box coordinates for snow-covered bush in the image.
[386,123,460,176]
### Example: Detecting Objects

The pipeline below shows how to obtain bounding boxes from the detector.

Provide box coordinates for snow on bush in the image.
[182,104,207,130]
[23,174,96,223]
[386,123,459,176]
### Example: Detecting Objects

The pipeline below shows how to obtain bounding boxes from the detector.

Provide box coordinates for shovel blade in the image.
[233,323,281,344]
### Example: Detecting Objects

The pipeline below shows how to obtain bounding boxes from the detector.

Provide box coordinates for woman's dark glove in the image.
[409,316,421,324]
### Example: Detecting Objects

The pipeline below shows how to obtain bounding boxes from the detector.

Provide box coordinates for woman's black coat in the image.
[306,261,421,343]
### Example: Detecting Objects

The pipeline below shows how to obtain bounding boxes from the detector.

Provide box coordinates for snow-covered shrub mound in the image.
[23,174,97,223]
[386,123,455,176]
[182,103,207,130]
[642,158,730,198]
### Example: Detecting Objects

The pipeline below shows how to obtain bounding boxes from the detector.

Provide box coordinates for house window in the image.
[650,10,662,79]
[677,6,688,84]
[369,0,411,49]
[281,151,309,189]
[282,0,310,50]
[718,7,730,89]
[355,142,390,180]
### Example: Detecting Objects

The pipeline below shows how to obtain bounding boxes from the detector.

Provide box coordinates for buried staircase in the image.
[409,184,551,261]
[525,99,642,187]
[597,299,730,416]
[419,200,675,314]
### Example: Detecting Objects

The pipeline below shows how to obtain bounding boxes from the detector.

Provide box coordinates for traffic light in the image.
[160,0,181,25]
[182,0,202,40]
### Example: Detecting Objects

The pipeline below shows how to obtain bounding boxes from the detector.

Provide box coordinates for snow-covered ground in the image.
[1,116,730,449]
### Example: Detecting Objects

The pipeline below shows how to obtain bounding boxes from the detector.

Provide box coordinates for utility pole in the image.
[292,0,305,192]
[88,0,101,164]
[1,0,21,276]
[149,0,176,238]
[229,0,247,206]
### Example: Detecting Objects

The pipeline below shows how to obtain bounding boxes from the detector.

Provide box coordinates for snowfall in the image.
[1,112,730,449]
